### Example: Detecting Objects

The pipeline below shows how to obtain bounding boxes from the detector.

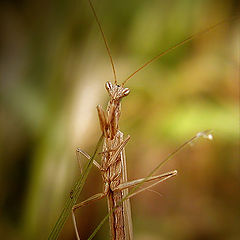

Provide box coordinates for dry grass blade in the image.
[47,135,103,240]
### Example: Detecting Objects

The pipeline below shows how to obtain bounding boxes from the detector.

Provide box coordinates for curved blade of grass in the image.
[87,130,213,239]
[48,134,103,240]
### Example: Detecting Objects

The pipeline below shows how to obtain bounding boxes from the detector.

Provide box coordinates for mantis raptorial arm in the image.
[106,135,130,168]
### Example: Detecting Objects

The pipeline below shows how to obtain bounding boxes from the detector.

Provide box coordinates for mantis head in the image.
[105,81,130,101]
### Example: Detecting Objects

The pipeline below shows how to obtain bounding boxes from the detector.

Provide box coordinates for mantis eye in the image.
[105,81,113,91]
[122,88,130,96]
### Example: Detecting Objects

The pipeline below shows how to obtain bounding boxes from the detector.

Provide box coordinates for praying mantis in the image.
[40,0,239,238]
[69,1,219,239]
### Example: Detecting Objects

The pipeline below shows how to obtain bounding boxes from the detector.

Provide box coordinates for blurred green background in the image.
[0,0,239,239]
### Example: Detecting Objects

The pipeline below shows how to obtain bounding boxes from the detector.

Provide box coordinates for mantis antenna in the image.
[88,0,117,84]
[121,17,238,86]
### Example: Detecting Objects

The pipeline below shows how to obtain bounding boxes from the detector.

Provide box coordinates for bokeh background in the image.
[0,0,239,239]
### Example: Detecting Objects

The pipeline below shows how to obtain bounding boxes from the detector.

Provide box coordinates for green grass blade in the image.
[87,214,109,240]
[48,135,103,240]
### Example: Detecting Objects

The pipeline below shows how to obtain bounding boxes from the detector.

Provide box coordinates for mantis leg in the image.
[106,135,130,168]
[112,170,177,198]
[72,193,106,240]
[76,148,101,172]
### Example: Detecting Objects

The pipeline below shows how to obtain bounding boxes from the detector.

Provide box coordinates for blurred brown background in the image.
[0,0,239,239]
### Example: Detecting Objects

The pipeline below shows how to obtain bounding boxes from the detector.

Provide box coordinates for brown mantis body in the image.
[70,0,225,239]
[72,81,177,239]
